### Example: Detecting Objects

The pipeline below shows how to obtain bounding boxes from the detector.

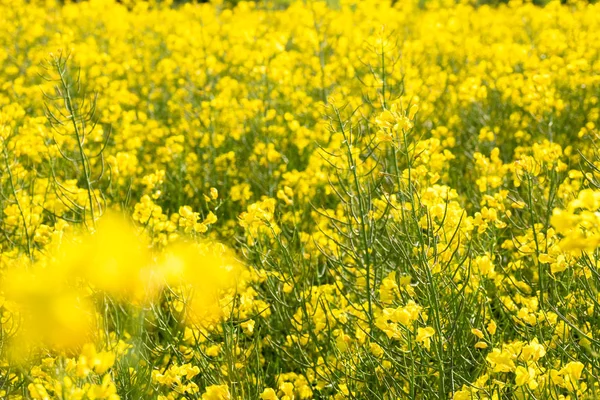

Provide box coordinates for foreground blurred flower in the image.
[159,241,241,327]
[0,212,241,357]
[1,264,95,358]
[58,213,154,302]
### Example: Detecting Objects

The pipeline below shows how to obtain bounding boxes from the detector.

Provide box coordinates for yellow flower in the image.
[78,344,116,377]
[515,366,537,389]
[241,319,256,336]
[202,384,230,400]
[520,338,546,362]
[260,388,279,400]
[280,381,294,397]
[562,361,585,381]
[487,320,497,335]
[416,327,435,350]
[471,328,484,339]
[486,348,515,373]
[452,388,472,400]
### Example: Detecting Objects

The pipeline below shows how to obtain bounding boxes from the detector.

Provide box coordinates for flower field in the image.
[1,0,600,398]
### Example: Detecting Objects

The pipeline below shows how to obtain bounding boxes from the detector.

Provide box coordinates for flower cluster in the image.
[1,0,600,398]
